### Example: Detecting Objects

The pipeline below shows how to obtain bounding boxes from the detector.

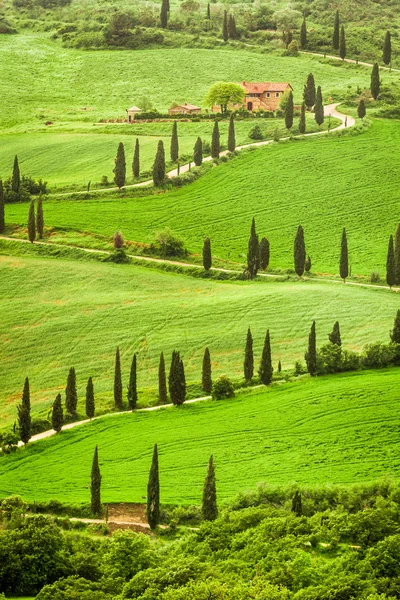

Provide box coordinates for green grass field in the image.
[1,369,399,504]
[0,249,399,428]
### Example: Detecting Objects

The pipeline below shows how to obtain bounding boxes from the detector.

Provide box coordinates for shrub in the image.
[113,231,124,249]
[152,228,187,257]
[294,360,307,376]
[361,342,399,369]
[248,125,264,140]
[212,376,235,400]
[370,272,381,283]
[316,344,360,374]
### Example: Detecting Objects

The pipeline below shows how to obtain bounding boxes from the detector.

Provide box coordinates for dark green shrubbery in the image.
[212,376,235,400]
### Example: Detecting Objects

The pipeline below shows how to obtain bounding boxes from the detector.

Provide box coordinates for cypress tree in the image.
[259,236,270,270]
[203,237,212,270]
[329,321,342,346]
[383,30,392,66]
[333,9,340,50]
[65,367,78,415]
[371,63,381,100]
[202,455,217,521]
[91,445,102,516]
[202,347,212,394]
[305,320,317,376]
[303,73,316,110]
[247,217,260,279]
[18,377,31,445]
[153,140,166,186]
[228,14,237,39]
[386,234,395,288]
[314,86,324,126]
[113,142,126,188]
[300,17,307,48]
[305,255,312,272]
[127,353,138,410]
[12,155,20,193]
[259,329,273,386]
[0,180,5,234]
[160,0,168,28]
[357,100,366,119]
[193,137,203,166]
[28,199,36,243]
[86,376,95,419]
[291,491,302,516]
[211,121,220,158]
[36,194,44,239]
[222,10,228,42]
[339,25,346,60]
[207,2,210,19]
[390,309,400,343]
[52,393,63,433]
[294,225,306,277]
[133,138,140,179]
[114,346,123,410]
[394,223,400,285]
[169,350,186,405]
[285,90,294,129]
[228,114,236,152]
[299,102,306,134]
[340,228,349,282]
[278,360,282,373]
[170,121,179,162]
[244,327,254,382]
[158,351,167,404]
[147,444,160,530]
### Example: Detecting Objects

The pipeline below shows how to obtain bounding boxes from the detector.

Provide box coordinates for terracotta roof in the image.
[127,106,142,112]
[170,103,201,110]
[240,81,292,93]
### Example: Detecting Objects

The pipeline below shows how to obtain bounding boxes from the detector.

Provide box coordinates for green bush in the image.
[362,342,400,369]
[248,124,264,140]
[316,344,360,374]
[211,376,235,400]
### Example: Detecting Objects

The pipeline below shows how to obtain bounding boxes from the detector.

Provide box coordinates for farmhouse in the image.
[126,106,142,122]
[168,103,202,115]
[213,81,293,112]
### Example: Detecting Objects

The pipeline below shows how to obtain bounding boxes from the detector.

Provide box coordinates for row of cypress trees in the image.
[385,225,400,288]
[26,196,44,243]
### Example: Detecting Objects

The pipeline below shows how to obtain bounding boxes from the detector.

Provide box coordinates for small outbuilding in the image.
[168,103,202,116]
[126,106,142,122]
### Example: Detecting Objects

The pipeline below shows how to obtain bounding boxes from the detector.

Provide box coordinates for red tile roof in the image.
[171,103,201,110]
[240,81,292,93]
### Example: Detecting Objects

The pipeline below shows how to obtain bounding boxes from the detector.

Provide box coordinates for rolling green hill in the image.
[1,369,399,504]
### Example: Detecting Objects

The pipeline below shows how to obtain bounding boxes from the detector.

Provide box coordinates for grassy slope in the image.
[0,251,399,427]
[1,369,399,504]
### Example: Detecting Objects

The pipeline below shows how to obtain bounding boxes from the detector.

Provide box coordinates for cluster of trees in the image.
[26,195,44,242]
[2,155,47,203]
[385,224,400,288]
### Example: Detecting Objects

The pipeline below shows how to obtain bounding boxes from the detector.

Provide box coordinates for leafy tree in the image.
[147,444,160,530]
[160,0,168,28]
[303,73,316,110]
[228,114,235,152]
[36,194,44,239]
[91,445,102,516]
[86,376,95,419]
[222,10,228,42]
[357,100,366,119]
[18,377,31,444]
[51,393,63,433]
[300,17,307,48]
[299,102,306,134]
[153,140,166,186]
[193,137,203,166]
[170,121,179,162]
[333,9,340,50]
[211,121,220,158]
[259,236,270,270]
[203,237,212,270]
[340,228,349,282]
[247,217,259,279]
[127,353,138,410]
[371,63,381,100]
[394,223,400,285]
[329,321,342,346]
[339,25,346,60]
[65,367,78,415]
[133,138,140,179]
[12,155,20,193]
[259,330,273,386]
[114,347,123,410]
[305,320,317,376]
[206,82,245,113]
[202,455,217,521]
[202,347,212,394]
[305,255,312,272]
[383,30,392,66]
[294,225,306,277]
[113,231,124,249]
[291,491,302,516]
[212,376,234,400]
[390,309,400,343]
[0,180,5,233]
[244,327,254,382]
[285,90,294,129]
[158,351,167,404]
[28,199,36,243]
[169,350,186,405]
[386,234,395,288]
[314,86,324,126]
[113,142,126,188]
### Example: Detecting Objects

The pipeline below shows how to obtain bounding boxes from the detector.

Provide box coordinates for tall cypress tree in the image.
[386,234,396,289]
[114,347,123,410]
[12,155,20,193]
[86,376,95,419]
[339,25,346,60]
[133,138,140,179]
[333,9,340,50]
[300,17,307,48]
[36,194,44,239]
[160,0,168,28]
[52,393,63,433]
[371,63,381,100]
[222,10,228,42]
[28,199,36,244]
[170,121,179,162]
[244,327,254,382]
[303,73,316,110]
[18,377,31,444]
[299,102,306,134]
[394,223,400,285]
[65,367,78,415]
[202,347,212,394]
[203,237,212,270]
[259,236,270,270]
[291,491,302,516]
[153,140,166,186]
[158,351,167,404]
[247,217,260,279]
[169,350,186,405]
[228,114,236,152]
[294,225,306,277]
[127,353,138,410]
[194,137,203,166]
[390,309,400,343]
[147,444,160,530]
[329,321,342,346]
[259,329,273,386]
[207,2,210,19]
[340,228,349,282]
[305,255,312,272]
[383,30,392,66]
[285,90,294,129]
[305,320,317,376]
[211,121,220,158]
[113,142,126,188]
[314,86,324,126]
[202,455,217,521]
[91,445,102,516]
[357,100,366,120]
[0,180,5,234]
